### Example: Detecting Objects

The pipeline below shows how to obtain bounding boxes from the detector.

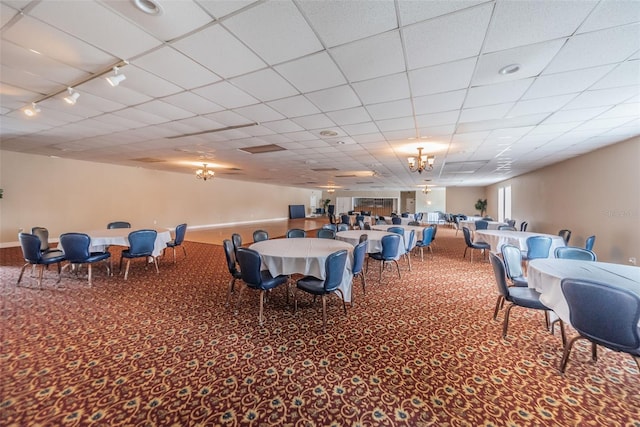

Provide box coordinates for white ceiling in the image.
[1,0,639,191]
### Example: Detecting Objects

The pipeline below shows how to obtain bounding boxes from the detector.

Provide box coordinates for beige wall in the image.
[486,137,639,264]
[0,151,314,246]
[446,186,487,216]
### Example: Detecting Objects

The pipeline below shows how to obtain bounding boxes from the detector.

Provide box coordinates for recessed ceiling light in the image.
[132,0,163,15]
[319,130,338,137]
[498,64,521,75]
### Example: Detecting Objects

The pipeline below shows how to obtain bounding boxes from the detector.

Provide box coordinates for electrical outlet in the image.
[629,257,637,265]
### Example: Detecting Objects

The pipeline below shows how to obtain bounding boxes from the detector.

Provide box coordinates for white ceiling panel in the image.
[135,100,195,121]
[267,95,321,118]
[484,0,597,52]
[340,122,380,136]
[507,94,576,117]
[331,30,405,82]
[590,60,640,90]
[403,3,493,70]
[459,103,513,123]
[595,103,640,120]
[409,58,476,97]
[325,107,371,126]
[193,81,258,109]
[464,78,534,108]
[230,68,298,102]
[305,85,361,112]
[297,0,397,48]
[0,3,18,27]
[542,106,610,125]
[353,73,410,105]
[172,25,266,78]
[523,65,615,99]
[366,99,413,121]
[416,110,460,127]
[397,0,489,26]
[274,51,346,93]
[233,104,284,123]
[134,47,221,90]
[161,92,224,115]
[223,0,322,65]
[412,90,467,115]
[562,86,638,110]
[120,66,182,98]
[291,113,336,130]
[577,0,640,34]
[79,75,153,105]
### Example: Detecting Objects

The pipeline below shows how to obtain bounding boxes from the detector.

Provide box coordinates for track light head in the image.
[106,66,127,87]
[64,87,80,105]
[24,102,41,116]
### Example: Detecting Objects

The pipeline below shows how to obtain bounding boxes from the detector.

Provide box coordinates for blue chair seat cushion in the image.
[41,251,66,264]
[121,249,152,258]
[512,276,528,287]
[166,240,179,248]
[368,252,385,261]
[247,271,288,290]
[415,240,430,247]
[471,241,491,249]
[508,287,548,310]
[296,276,328,295]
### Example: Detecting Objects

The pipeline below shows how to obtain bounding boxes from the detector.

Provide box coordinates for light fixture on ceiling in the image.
[422,186,432,194]
[407,147,435,174]
[63,87,80,105]
[133,0,164,15]
[106,66,127,86]
[327,187,335,193]
[498,63,521,75]
[23,102,41,117]
[195,163,215,181]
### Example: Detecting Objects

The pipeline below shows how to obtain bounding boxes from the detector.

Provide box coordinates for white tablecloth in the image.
[249,238,354,303]
[81,228,172,257]
[474,230,565,256]
[371,224,424,251]
[460,220,507,230]
[348,215,373,227]
[336,230,406,258]
[528,259,640,326]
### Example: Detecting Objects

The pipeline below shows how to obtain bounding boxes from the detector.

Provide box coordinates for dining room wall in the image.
[0,151,314,246]
[486,136,639,264]
[445,187,487,217]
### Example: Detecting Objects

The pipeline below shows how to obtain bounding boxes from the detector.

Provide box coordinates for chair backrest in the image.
[364,223,371,230]
[31,227,50,251]
[323,250,349,292]
[507,219,516,227]
[432,224,438,240]
[253,229,269,242]
[337,223,349,232]
[520,221,528,232]
[108,221,131,229]
[356,215,364,222]
[19,232,43,263]
[329,214,336,224]
[357,220,365,230]
[526,236,552,259]
[585,235,596,251]
[236,247,263,289]
[231,233,243,255]
[222,239,239,276]
[391,217,402,225]
[498,225,517,231]
[173,223,187,245]
[482,216,494,221]
[317,229,336,239]
[376,219,387,225]
[322,224,337,232]
[358,233,368,243]
[59,233,91,262]
[408,221,420,226]
[380,234,401,259]
[421,226,434,245]
[562,278,640,353]
[501,244,524,281]
[401,212,409,218]
[475,220,489,230]
[558,229,572,244]
[286,228,306,238]
[554,246,597,261]
[387,226,404,236]
[462,227,473,246]
[127,229,157,256]
[405,230,416,251]
[341,215,350,225]
[352,241,367,275]
[489,252,510,298]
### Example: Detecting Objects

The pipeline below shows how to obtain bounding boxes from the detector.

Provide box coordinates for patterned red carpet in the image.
[1,228,638,426]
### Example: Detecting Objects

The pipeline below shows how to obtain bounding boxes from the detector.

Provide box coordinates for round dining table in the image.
[336,230,406,258]
[528,259,640,326]
[474,229,565,255]
[79,227,172,257]
[249,238,354,303]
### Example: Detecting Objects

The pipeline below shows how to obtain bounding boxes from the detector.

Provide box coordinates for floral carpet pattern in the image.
[1,228,638,426]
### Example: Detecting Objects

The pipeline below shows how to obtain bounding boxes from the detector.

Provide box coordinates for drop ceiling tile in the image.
[193,81,258,109]
[572,116,637,132]
[223,0,322,65]
[508,94,576,117]
[562,86,638,110]
[172,25,266,78]
[297,0,397,48]
[353,73,411,104]
[135,100,195,121]
[134,47,221,90]
[331,30,405,82]
[205,110,255,126]
[112,107,169,125]
[101,0,213,41]
[366,99,413,120]
[416,110,460,127]
[464,78,534,108]
[409,57,476,97]
[0,64,61,94]
[544,24,640,74]
[274,51,346,93]
[523,65,615,99]
[120,66,183,98]
[267,95,321,118]
[261,119,305,133]
[591,60,640,90]
[230,68,298,102]
[459,103,513,122]
[78,75,154,106]
[473,39,565,86]
[340,122,380,136]
[403,3,492,69]
[375,116,415,132]
[161,92,225,115]
[29,1,161,59]
[595,103,640,120]
[484,0,596,52]
[0,3,18,27]
[541,106,609,124]
[283,130,318,141]
[234,103,285,123]
[397,0,489,26]
[291,113,336,130]
[306,85,361,112]
[412,90,467,115]
[578,0,640,33]
[314,109,366,130]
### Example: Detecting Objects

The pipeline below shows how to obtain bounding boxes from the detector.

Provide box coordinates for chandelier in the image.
[327,187,335,193]
[422,186,432,194]
[196,163,215,181]
[407,147,435,174]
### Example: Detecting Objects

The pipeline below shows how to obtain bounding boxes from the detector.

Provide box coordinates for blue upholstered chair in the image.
[403,229,416,271]
[107,221,131,229]
[236,248,289,326]
[59,232,111,286]
[558,229,572,245]
[119,229,159,280]
[414,226,435,262]
[223,239,242,306]
[462,227,490,263]
[341,214,350,226]
[322,224,337,232]
[494,244,528,317]
[17,232,65,289]
[295,249,349,332]
[352,241,367,298]
[559,278,640,373]
[585,235,596,252]
[523,236,552,261]
[475,220,489,230]
[367,234,402,281]
[554,246,597,261]
[231,233,243,257]
[520,221,528,232]
[317,229,336,239]
[490,253,550,339]
[286,228,306,238]
[252,229,269,242]
[498,225,517,231]
[386,226,404,236]
[391,217,402,225]
[337,223,350,232]
[31,226,63,255]
[165,223,187,263]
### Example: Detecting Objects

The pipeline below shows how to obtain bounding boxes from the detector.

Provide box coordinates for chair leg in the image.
[259,290,265,326]
[152,257,159,273]
[234,284,247,315]
[394,260,401,279]
[360,272,366,295]
[493,295,504,320]
[502,303,514,338]
[406,252,412,271]
[225,278,236,306]
[321,295,327,332]
[124,259,131,280]
[17,263,30,286]
[591,342,598,362]
[37,265,45,289]
[182,246,187,258]
[88,264,93,287]
[633,356,640,371]
[559,336,582,373]
[173,247,177,264]
[335,289,347,315]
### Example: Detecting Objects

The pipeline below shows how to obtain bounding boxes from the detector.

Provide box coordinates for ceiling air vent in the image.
[238,144,286,154]
[334,174,357,178]
[311,167,339,172]
[131,157,165,163]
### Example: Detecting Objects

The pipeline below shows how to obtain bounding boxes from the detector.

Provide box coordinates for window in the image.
[498,185,511,222]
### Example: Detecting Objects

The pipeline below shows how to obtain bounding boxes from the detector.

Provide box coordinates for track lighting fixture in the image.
[63,88,80,105]
[23,102,41,117]
[106,66,127,87]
